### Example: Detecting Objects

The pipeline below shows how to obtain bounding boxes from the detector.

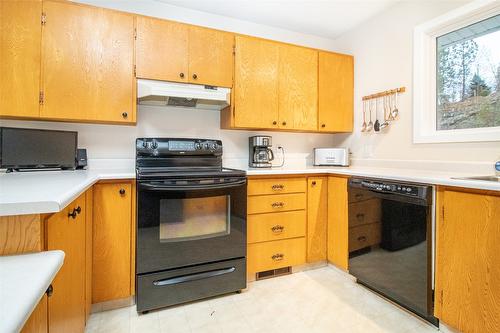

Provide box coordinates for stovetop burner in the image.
[135,138,246,180]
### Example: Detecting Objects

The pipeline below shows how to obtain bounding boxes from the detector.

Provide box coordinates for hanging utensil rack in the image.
[360,87,405,133]
[362,87,405,100]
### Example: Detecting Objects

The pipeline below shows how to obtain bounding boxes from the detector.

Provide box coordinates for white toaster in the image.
[313,148,350,166]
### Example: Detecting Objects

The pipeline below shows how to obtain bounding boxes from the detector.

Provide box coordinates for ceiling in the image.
[155,0,399,39]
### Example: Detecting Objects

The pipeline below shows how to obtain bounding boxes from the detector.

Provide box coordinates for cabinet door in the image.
[435,190,500,332]
[93,183,132,303]
[307,177,327,263]
[188,26,233,88]
[0,0,41,118]
[327,177,348,270]
[278,45,318,131]
[234,36,279,129]
[136,16,188,83]
[318,52,353,132]
[41,1,135,123]
[47,194,86,333]
[21,294,47,333]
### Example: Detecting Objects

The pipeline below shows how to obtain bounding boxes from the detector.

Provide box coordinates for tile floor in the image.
[85,266,438,333]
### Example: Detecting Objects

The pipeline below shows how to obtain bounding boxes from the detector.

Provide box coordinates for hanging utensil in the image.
[366,99,373,132]
[374,97,380,132]
[380,95,389,130]
[391,91,399,119]
[361,100,367,132]
[387,93,395,121]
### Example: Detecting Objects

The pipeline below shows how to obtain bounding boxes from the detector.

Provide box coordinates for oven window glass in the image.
[159,195,230,242]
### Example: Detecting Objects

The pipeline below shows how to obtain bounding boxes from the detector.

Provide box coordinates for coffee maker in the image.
[249,136,274,168]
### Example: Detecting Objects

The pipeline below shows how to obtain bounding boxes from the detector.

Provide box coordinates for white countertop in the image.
[0,250,64,333]
[0,168,135,216]
[0,161,498,217]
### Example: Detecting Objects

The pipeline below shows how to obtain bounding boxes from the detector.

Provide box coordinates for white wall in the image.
[1,0,339,165]
[331,0,500,164]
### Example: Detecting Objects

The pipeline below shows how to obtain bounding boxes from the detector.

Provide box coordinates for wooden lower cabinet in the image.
[247,210,306,243]
[307,177,327,262]
[92,181,134,303]
[46,193,87,333]
[327,176,349,270]
[247,193,306,214]
[21,295,48,333]
[435,188,500,333]
[248,238,306,273]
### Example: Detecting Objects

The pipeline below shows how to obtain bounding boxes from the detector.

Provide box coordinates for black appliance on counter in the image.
[348,177,437,326]
[135,138,247,313]
[0,127,77,172]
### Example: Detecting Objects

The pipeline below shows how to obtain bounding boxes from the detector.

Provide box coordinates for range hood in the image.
[137,79,230,110]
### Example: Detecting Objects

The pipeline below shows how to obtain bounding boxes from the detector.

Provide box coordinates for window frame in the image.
[413,0,500,143]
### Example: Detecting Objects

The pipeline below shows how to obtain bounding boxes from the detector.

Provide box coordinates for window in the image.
[414,1,500,143]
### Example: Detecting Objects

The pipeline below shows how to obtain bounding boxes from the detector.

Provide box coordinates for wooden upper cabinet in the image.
[136,16,188,83]
[278,45,318,131]
[40,1,135,123]
[234,36,279,129]
[319,52,354,132]
[0,0,41,118]
[435,189,500,333]
[47,193,87,333]
[92,182,133,303]
[188,26,234,87]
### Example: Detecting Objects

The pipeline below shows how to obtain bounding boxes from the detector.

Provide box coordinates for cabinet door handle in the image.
[122,112,128,118]
[68,209,77,219]
[271,184,284,191]
[311,181,317,186]
[179,72,185,78]
[271,202,284,208]
[271,225,285,233]
[282,121,287,126]
[321,124,326,128]
[46,284,53,297]
[119,188,126,195]
[357,236,367,242]
[272,121,277,125]
[271,253,284,261]
[192,73,198,80]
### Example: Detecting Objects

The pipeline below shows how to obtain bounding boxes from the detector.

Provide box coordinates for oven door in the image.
[137,176,247,274]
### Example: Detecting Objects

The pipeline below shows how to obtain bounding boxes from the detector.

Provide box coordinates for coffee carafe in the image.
[249,136,274,168]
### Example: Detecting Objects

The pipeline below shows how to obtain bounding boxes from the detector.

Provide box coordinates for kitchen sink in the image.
[453,175,500,182]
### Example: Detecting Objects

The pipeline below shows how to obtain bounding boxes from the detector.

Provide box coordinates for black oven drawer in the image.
[136,257,246,312]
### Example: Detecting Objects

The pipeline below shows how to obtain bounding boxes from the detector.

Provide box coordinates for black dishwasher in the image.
[348,177,437,326]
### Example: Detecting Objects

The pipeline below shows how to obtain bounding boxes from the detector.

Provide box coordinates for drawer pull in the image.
[271,225,285,233]
[271,253,284,261]
[271,184,285,191]
[271,202,285,208]
[357,236,367,242]
[356,213,365,221]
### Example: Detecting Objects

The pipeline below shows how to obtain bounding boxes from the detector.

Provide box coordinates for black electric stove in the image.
[135,138,247,313]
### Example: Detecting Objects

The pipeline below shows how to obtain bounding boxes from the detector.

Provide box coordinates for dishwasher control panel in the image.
[350,177,430,199]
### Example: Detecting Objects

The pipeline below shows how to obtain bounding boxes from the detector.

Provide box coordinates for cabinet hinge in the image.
[441,205,445,221]
[134,27,137,40]
[440,290,443,305]
[133,65,137,76]
[232,45,236,55]
[39,91,44,105]
[41,12,47,25]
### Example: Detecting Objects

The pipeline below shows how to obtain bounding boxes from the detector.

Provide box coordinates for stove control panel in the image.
[136,138,222,156]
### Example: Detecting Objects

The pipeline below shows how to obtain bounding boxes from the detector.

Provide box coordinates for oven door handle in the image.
[152,267,236,286]
[139,179,246,191]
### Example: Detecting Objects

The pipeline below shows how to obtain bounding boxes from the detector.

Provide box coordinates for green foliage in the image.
[468,73,491,97]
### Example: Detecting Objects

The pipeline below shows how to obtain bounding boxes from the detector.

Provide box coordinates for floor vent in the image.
[256,266,291,280]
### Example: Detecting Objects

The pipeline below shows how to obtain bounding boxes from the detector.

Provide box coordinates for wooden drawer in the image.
[247,193,306,214]
[248,178,306,195]
[248,210,306,244]
[248,237,306,273]
[348,198,381,228]
[348,187,376,203]
[349,222,381,252]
